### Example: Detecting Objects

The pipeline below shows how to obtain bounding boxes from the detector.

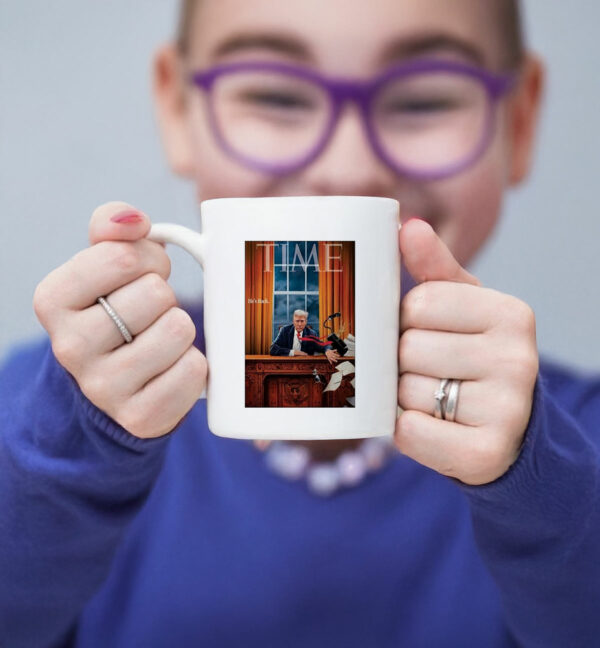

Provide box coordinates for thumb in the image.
[89,201,151,245]
[399,218,480,286]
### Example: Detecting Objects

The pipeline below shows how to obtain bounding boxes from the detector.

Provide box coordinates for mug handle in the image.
[147,223,207,400]
[146,223,206,268]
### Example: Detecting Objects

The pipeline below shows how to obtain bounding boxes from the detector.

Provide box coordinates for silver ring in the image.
[444,379,461,423]
[97,296,133,344]
[433,378,450,419]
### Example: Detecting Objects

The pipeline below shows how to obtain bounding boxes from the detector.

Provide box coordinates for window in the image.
[272,241,319,341]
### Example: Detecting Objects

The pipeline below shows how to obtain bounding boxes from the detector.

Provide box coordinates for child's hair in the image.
[176,0,525,70]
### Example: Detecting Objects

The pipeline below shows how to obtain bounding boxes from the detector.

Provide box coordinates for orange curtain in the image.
[245,241,275,354]
[318,241,355,339]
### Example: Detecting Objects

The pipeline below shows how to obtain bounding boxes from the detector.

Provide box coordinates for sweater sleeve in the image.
[0,339,171,648]
[460,366,600,647]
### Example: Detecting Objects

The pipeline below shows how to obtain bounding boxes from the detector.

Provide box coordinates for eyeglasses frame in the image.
[189,58,518,181]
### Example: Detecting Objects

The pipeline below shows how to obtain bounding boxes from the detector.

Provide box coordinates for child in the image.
[1,1,599,646]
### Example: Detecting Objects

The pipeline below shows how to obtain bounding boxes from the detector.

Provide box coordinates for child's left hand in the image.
[396,219,539,486]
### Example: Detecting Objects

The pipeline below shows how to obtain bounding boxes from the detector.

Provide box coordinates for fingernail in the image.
[111,210,144,224]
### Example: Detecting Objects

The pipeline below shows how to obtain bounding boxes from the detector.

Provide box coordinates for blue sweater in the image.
[1,302,599,648]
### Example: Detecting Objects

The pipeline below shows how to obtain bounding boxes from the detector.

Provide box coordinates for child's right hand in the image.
[33,201,207,439]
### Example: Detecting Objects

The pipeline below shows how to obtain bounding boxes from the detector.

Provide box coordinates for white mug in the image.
[148,196,400,441]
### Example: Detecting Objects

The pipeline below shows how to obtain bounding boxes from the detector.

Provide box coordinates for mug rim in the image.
[201,195,399,210]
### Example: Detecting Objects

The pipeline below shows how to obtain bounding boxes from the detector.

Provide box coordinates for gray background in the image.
[1,2,598,371]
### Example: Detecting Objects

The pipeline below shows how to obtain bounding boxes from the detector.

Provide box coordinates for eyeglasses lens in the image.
[372,71,489,173]
[211,70,331,165]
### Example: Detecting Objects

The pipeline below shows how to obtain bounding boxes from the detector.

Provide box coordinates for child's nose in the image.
[300,103,398,196]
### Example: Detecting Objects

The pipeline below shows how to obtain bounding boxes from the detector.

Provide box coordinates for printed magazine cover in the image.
[245,241,355,408]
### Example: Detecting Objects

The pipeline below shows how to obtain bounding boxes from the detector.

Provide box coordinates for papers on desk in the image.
[323,358,356,392]
[335,360,355,376]
[343,333,355,355]
[323,370,343,392]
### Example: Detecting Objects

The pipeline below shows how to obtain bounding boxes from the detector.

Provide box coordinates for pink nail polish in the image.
[111,210,144,224]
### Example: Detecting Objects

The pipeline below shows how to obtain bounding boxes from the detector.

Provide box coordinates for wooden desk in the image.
[245,355,355,408]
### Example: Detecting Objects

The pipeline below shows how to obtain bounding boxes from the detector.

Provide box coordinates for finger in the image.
[394,410,499,484]
[91,307,196,397]
[399,328,488,380]
[89,201,151,244]
[399,218,480,286]
[401,282,503,334]
[123,346,207,438]
[76,272,178,353]
[42,239,171,315]
[398,372,483,426]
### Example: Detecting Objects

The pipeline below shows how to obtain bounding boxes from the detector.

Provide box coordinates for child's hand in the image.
[396,219,539,486]
[33,201,207,439]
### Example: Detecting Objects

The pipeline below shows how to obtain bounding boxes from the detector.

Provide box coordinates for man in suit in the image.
[270,310,340,365]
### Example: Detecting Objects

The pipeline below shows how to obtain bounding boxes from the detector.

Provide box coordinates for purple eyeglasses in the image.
[189,59,518,181]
